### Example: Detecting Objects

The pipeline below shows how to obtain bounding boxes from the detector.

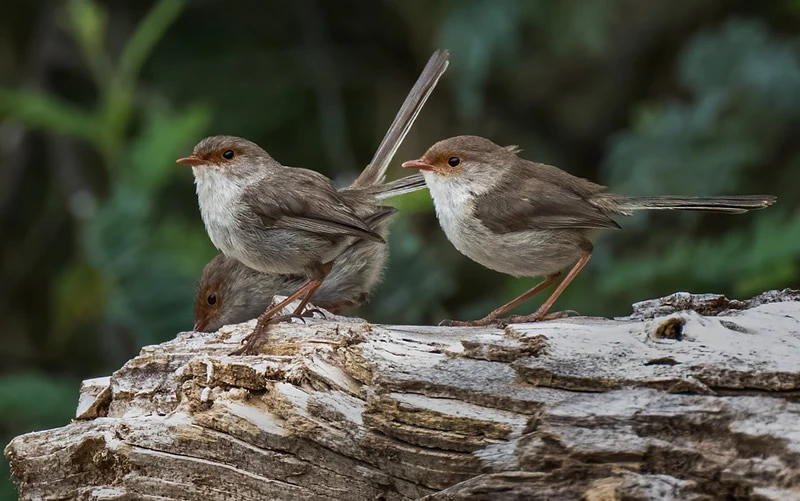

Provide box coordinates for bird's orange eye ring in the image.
[448,156,460,167]
[207,293,217,305]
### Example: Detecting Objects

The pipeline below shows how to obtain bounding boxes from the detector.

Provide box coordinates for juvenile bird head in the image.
[193,254,281,332]
[194,253,233,332]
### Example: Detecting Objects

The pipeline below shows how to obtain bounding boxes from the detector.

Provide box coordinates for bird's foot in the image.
[438,317,497,327]
[500,309,578,326]
[301,308,327,319]
[229,314,300,355]
[230,324,270,356]
[275,313,307,324]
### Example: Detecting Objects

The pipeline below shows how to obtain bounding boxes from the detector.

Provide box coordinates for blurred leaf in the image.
[680,20,800,108]
[0,373,77,432]
[83,184,196,344]
[0,464,15,501]
[0,374,78,501]
[97,0,188,166]
[383,187,434,213]
[438,0,520,118]
[0,89,100,143]
[126,104,211,190]
[63,0,112,87]
[151,218,216,277]
[49,259,107,350]
[605,19,800,204]
[607,97,761,199]
[528,0,614,56]
[735,260,796,296]
[117,0,187,87]
[362,216,458,324]
[597,212,800,300]
[96,84,133,165]
[784,0,800,13]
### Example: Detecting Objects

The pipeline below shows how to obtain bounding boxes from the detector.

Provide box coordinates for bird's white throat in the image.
[421,171,487,252]
[193,167,251,254]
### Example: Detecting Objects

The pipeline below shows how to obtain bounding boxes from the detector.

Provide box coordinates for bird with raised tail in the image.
[179,50,449,353]
[193,173,429,333]
[402,135,777,326]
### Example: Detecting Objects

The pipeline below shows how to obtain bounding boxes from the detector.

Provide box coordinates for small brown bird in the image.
[403,135,776,326]
[193,174,428,332]
[179,50,449,352]
[195,254,349,333]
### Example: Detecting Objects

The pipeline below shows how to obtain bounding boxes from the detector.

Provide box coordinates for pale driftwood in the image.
[5,290,800,500]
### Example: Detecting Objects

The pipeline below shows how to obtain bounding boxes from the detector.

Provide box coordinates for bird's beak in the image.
[193,318,207,331]
[402,159,434,171]
[176,155,206,167]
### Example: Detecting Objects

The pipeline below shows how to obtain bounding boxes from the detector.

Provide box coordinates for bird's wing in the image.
[473,165,621,233]
[242,168,385,243]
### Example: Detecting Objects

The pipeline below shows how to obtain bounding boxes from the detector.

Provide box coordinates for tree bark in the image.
[5,290,800,500]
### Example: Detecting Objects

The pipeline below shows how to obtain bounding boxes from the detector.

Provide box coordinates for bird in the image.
[402,135,777,326]
[179,50,449,352]
[193,173,428,333]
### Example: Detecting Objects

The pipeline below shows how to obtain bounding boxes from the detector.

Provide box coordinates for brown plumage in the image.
[193,175,427,332]
[403,135,776,326]
[180,50,449,351]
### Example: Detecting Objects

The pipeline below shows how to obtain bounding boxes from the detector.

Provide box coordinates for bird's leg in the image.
[229,316,286,355]
[302,297,358,319]
[505,251,592,325]
[439,273,561,327]
[229,279,320,355]
[289,261,334,317]
[260,285,315,322]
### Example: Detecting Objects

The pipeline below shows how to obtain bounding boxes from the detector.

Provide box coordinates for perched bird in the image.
[179,50,449,352]
[402,135,776,326]
[193,174,428,332]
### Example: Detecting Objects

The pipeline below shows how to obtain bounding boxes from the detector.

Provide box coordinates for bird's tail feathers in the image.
[363,173,428,200]
[617,195,776,214]
[351,50,449,188]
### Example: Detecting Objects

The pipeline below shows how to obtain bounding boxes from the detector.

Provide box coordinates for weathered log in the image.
[5,290,800,500]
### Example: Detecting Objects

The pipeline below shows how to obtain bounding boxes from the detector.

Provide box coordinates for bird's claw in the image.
[228,314,305,355]
[302,308,327,319]
[276,313,307,324]
[230,327,269,355]
[438,317,496,327]
[500,309,578,326]
[439,309,579,329]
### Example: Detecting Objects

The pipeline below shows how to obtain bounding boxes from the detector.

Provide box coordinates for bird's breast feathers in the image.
[424,172,484,252]
[193,167,251,252]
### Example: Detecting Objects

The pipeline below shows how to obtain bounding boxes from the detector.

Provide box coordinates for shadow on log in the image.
[5,290,800,500]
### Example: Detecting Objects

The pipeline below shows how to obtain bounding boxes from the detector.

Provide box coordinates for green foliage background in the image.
[1,1,798,497]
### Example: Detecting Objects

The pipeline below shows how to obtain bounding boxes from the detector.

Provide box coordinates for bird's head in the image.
[177,135,274,179]
[401,135,521,192]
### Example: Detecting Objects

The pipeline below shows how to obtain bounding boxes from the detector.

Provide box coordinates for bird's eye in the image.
[448,156,460,167]
[207,293,217,305]
[222,150,235,160]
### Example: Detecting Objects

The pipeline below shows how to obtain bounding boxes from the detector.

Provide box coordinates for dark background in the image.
[2,1,799,497]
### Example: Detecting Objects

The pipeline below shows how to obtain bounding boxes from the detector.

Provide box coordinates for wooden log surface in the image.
[5,290,800,500]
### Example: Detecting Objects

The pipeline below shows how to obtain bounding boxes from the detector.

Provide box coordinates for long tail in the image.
[350,50,449,189]
[617,195,777,214]
[344,172,427,200]
[370,173,427,200]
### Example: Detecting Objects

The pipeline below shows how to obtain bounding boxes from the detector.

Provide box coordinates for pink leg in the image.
[439,273,561,327]
[505,251,592,324]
